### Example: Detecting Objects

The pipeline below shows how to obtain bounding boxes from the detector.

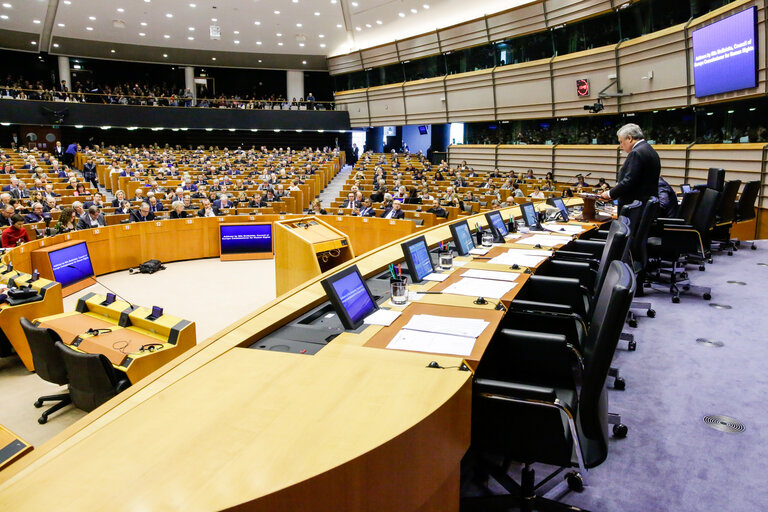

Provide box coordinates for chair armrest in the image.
[474,378,558,403]
[561,239,605,258]
[116,379,131,393]
[517,275,590,318]
[538,259,596,288]
[552,250,600,268]
[509,299,574,316]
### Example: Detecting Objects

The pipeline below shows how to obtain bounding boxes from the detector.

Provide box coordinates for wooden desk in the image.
[0,424,32,471]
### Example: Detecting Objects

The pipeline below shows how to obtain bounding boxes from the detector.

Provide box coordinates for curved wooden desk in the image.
[0,200,587,511]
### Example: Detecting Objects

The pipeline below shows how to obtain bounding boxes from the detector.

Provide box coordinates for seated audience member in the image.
[197,198,221,217]
[112,190,126,207]
[44,197,59,213]
[147,195,164,212]
[573,174,590,187]
[73,183,88,196]
[65,177,78,189]
[526,169,535,179]
[341,192,359,209]
[265,189,280,203]
[490,199,502,210]
[130,203,155,222]
[561,188,574,198]
[356,198,376,217]
[84,192,105,210]
[77,205,106,230]
[530,186,545,199]
[132,188,145,201]
[214,193,234,210]
[512,183,525,198]
[250,193,267,208]
[426,199,448,218]
[1,214,28,247]
[43,184,60,198]
[169,201,189,219]
[72,201,86,218]
[116,200,132,215]
[380,200,405,219]
[404,187,421,205]
[54,207,77,233]
[310,199,327,215]
[183,196,195,210]
[24,202,47,223]
[657,177,679,218]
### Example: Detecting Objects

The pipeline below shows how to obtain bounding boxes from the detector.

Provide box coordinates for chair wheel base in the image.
[628,341,637,351]
[699,265,706,271]
[34,400,43,408]
[38,416,47,424]
[751,245,757,250]
[566,472,584,492]
[703,293,712,300]
[672,296,680,303]
[628,319,638,328]
[614,377,626,390]
[613,423,628,438]
[647,309,656,318]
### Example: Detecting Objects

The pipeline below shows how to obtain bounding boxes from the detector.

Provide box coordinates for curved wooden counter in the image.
[0,201,585,511]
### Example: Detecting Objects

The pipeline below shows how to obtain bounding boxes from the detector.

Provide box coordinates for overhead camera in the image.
[583,100,604,114]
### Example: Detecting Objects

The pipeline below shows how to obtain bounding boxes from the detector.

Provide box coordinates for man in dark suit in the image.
[76,206,107,230]
[213,194,234,210]
[380,200,405,219]
[82,158,98,188]
[147,196,164,213]
[356,198,376,217]
[197,198,221,217]
[601,123,660,210]
[249,192,267,208]
[129,203,155,222]
[426,199,448,218]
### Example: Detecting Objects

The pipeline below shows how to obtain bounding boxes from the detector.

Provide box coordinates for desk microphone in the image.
[66,264,137,310]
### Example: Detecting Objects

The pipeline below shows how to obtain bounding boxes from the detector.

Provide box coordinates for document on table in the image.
[387,330,476,357]
[422,272,450,282]
[404,314,489,337]
[462,269,519,282]
[469,247,491,255]
[487,254,548,267]
[515,234,572,247]
[442,277,518,300]
[504,233,523,240]
[363,309,402,326]
[542,222,584,235]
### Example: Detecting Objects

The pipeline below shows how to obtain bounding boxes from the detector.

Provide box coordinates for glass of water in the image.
[482,232,494,247]
[439,251,453,270]
[391,279,408,305]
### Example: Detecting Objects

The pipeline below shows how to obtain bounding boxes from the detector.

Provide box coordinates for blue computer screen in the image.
[331,271,376,325]
[49,242,95,287]
[522,203,539,227]
[220,224,273,254]
[454,222,475,253]
[488,211,508,236]
[407,240,434,281]
[552,198,569,221]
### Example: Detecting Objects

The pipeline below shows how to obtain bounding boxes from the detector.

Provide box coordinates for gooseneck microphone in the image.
[66,264,137,310]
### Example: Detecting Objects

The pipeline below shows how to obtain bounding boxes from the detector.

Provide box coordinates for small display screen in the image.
[49,242,95,287]
[330,271,376,326]
[219,224,273,255]
[681,184,692,194]
[402,237,434,282]
[151,306,163,319]
[692,7,757,97]
[452,221,475,255]
[487,211,508,237]
[521,203,539,228]
[105,293,116,305]
[552,198,569,222]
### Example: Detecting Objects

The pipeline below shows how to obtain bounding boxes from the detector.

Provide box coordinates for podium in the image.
[274,217,354,295]
[577,193,614,222]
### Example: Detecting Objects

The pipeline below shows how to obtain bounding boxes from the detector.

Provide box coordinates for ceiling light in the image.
[188,26,194,30]
[212,57,216,60]
[73,64,81,69]
[351,1,358,5]
[256,41,262,45]
[355,26,361,31]
[139,32,145,36]
[423,4,430,8]
[258,59,262,62]
[188,36,194,40]
[302,60,307,64]
[273,10,280,14]
[276,32,282,36]
[53,43,59,47]
[30,40,36,45]
[1,3,11,7]
[233,40,239,44]
[63,0,71,4]
[320,43,326,48]
[163,53,168,57]
[376,20,382,24]
[299,43,305,47]
[117,8,124,13]
[296,23,302,27]
[163,34,170,38]
[189,2,196,6]
[144,0,150,2]
[277,42,283,46]
[86,26,93,30]
[205,128,213,131]
[33,19,41,23]
[292,0,298,2]
[410,8,417,13]
[211,17,217,21]
[233,30,240,34]
[0,15,7,20]
[314,11,320,15]
[319,34,324,38]
[253,20,260,25]
[331,0,337,3]
[165,13,173,18]
[398,12,405,17]
[365,23,371,28]
[336,24,342,28]
[141,22,147,26]
[57,23,65,27]
[88,16,95,20]
[110,49,115,53]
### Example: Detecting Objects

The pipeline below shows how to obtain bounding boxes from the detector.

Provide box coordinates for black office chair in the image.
[709,179,741,255]
[463,261,635,511]
[55,341,131,412]
[646,188,719,302]
[20,317,72,424]
[732,180,760,250]
[707,167,726,192]
[675,190,701,224]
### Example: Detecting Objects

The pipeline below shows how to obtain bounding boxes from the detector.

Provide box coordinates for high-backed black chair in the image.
[55,342,130,412]
[464,261,635,511]
[20,317,71,424]
[708,167,726,191]
[732,180,760,250]
[676,190,701,224]
[710,179,741,255]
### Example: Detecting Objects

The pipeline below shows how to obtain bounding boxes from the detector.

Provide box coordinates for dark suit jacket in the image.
[358,206,376,217]
[76,213,106,230]
[380,207,405,219]
[129,210,155,222]
[426,206,448,218]
[169,210,189,219]
[148,202,164,212]
[249,199,267,208]
[213,199,234,210]
[197,206,221,217]
[610,140,661,209]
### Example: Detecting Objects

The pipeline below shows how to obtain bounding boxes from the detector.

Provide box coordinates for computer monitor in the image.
[400,235,434,283]
[449,220,475,256]
[681,184,692,194]
[520,202,541,230]
[320,265,378,330]
[48,241,95,288]
[146,306,163,321]
[102,293,116,306]
[219,223,273,261]
[546,197,570,222]
[485,210,509,239]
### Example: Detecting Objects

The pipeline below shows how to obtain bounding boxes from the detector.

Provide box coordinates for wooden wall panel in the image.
[403,77,447,125]
[334,89,370,128]
[486,3,546,42]
[361,43,400,70]
[545,0,613,28]
[618,25,690,112]
[439,18,489,53]
[654,146,689,186]
[552,46,618,117]
[448,145,496,172]
[328,52,363,75]
[554,145,618,183]
[397,32,441,62]
[367,85,406,126]
[445,69,495,123]
[494,60,553,120]
[687,144,765,186]
[496,145,554,176]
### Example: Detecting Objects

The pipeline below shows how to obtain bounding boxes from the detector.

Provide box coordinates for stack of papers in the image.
[422,272,449,282]
[515,234,572,247]
[486,247,551,267]
[443,277,518,300]
[364,309,402,326]
[386,314,489,357]
[462,269,519,282]
[542,223,583,235]
[469,247,491,256]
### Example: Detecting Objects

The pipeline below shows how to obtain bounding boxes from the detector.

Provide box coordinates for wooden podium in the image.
[577,194,614,222]
[274,217,354,295]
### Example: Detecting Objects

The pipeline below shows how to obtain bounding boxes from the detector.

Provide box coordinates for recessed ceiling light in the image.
[258,59,262,62]
[277,42,283,46]
[33,19,41,23]
[88,16,95,20]
[253,20,260,25]
[296,23,302,27]
[189,2,196,6]
[351,1,358,5]
[410,8,417,13]
[30,40,36,45]
[292,0,298,2]
[211,57,216,60]
[0,15,7,19]
[233,40,239,44]
[144,0,150,3]
[318,34,324,38]
[256,41,262,45]
[165,13,173,18]
[314,11,320,15]
[355,26,361,31]
[110,49,115,53]
[233,30,239,34]
[163,53,168,58]
[57,22,65,27]
[336,24,342,28]
[320,43,326,48]
[188,36,194,40]
[376,20,382,24]
[141,21,147,26]
[365,23,371,28]
[331,0,337,3]
[139,32,145,36]
[163,34,170,38]
[398,12,405,17]
[188,26,194,31]
[299,43,305,46]
[53,43,59,47]
[116,8,124,13]
[2,3,11,8]
[302,60,307,64]
[276,32,282,36]
[211,17,217,22]
[86,26,93,30]
[273,10,280,14]
[63,0,71,4]
[423,4,430,8]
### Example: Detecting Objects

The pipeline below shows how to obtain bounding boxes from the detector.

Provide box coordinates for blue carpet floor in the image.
[476,243,768,511]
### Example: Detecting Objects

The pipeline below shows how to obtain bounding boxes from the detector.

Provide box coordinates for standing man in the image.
[83,158,99,188]
[600,123,660,210]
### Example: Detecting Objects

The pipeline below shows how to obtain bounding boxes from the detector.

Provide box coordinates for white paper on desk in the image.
[487,254,548,267]
[452,260,468,267]
[515,234,571,247]
[504,233,523,240]
[363,309,402,326]
[408,291,426,301]
[442,277,518,300]
[462,269,520,282]
[469,247,490,255]
[386,330,476,357]
[422,272,449,282]
[542,223,583,235]
[502,248,553,257]
[404,314,489,338]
